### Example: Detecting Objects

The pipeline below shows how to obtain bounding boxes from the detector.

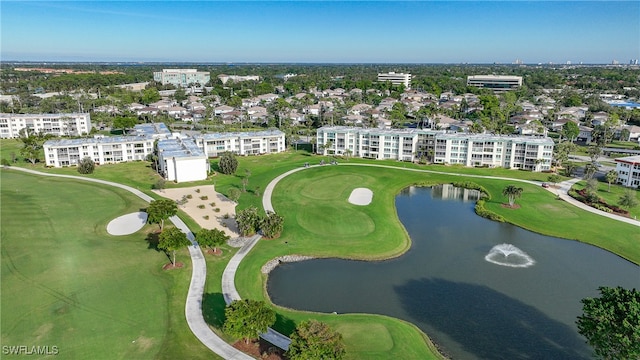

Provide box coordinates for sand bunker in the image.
[348,188,373,206]
[107,212,148,235]
[153,186,239,237]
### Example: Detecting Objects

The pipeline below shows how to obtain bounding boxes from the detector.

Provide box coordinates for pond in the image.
[267,185,640,359]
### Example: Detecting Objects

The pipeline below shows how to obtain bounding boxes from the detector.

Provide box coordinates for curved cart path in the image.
[5,161,637,358]
[3,167,253,360]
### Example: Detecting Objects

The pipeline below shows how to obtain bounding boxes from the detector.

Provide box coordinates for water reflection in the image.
[429,184,481,202]
[267,186,638,359]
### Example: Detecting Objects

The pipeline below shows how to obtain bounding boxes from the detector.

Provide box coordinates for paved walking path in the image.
[5,162,637,359]
[2,167,253,360]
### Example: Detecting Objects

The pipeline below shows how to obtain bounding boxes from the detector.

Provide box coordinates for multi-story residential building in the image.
[615,155,640,188]
[194,129,285,157]
[153,69,210,87]
[467,75,523,91]
[316,126,553,171]
[0,113,91,138]
[44,135,156,167]
[157,137,208,183]
[377,72,412,89]
[43,123,170,167]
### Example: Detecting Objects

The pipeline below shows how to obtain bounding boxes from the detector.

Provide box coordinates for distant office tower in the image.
[631,59,639,65]
[467,75,523,91]
[377,72,412,89]
[153,69,210,87]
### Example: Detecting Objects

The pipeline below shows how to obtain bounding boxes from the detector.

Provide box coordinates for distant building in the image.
[194,129,286,157]
[377,72,412,89]
[0,113,91,138]
[316,126,553,171]
[467,75,523,91]
[615,155,640,188]
[217,74,260,85]
[153,69,210,87]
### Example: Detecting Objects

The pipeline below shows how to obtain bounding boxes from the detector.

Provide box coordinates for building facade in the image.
[153,69,210,87]
[615,155,640,188]
[44,135,156,167]
[0,113,91,138]
[467,75,523,91]
[194,129,286,157]
[157,137,208,183]
[377,72,412,89]
[316,126,553,171]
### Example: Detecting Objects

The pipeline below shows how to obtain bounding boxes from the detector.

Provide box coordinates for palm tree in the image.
[605,170,618,192]
[502,185,524,207]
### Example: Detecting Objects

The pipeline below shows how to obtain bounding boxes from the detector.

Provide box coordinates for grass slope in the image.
[0,170,215,360]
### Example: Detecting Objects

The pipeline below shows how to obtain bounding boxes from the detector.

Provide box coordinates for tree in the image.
[241,177,249,192]
[261,211,284,239]
[146,199,178,231]
[218,151,238,175]
[153,178,166,191]
[618,189,639,210]
[236,206,261,236]
[288,320,346,360]
[553,142,577,169]
[576,286,640,360]
[584,163,599,180]
[158,227,191,266]
[113,116,138,134]
[604,170,618,192]
[223,299,276,344]
[196,228,229,253]
[564,162,578,177]
[173,87,187,103]
[77,156,95,174]
[18,129,47,164]
[547,174,561,187]
[502,185,523,207]
[141,87,161,105]
[561,121,580,142]
[227,188,241,203]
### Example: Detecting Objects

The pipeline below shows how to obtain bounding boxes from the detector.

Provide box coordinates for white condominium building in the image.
[157,137,208,183]
[194,129,286,157]
[317,126,553,172]
[615,155,640,188]
[44,135,155,167]
[0,113,91,138]
[153,69,210,87]
[467,75,523,91]
[377,72,412,89]
[43,123,170,167]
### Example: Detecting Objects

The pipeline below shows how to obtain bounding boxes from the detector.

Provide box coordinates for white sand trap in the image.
[107,212,148,236]
[348,188,373,206]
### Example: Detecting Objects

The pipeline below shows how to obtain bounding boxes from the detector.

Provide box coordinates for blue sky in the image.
[1,1,639,64]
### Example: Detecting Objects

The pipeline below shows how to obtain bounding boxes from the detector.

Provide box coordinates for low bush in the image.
[200,196,208,200]
[475,199,505,222]
[197,204,205,209]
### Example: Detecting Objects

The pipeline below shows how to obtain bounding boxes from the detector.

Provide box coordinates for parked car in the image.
[541,182,550,188]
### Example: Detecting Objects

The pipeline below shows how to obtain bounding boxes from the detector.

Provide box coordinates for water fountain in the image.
[484,243,536,268]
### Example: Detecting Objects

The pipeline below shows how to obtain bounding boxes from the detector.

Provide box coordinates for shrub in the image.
[186,194,193,199]
[1,158,10,166]
[203,215,210,220]
[209,202,216,207]
[195,189,201,193]
[214,208,220,212]
[223,213,230,219]
[200,195,208,200]
[197,204,205,209]
[475,200,505,222]
[77,156,95,174]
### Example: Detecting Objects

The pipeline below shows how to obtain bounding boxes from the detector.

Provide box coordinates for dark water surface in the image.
[267,185,640,359]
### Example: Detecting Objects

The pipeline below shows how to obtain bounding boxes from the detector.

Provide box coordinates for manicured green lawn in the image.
[233,163,639,358]
[570,180,640,220]
[0,170,215,360]
[4,147,639,359]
